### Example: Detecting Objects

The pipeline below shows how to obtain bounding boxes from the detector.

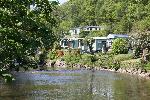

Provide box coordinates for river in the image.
[0,70,150,100]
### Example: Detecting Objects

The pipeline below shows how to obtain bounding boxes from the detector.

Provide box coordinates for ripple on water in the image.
[0,70,150,100]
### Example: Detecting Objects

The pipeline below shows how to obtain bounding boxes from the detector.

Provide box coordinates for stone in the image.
[146,73,150,77]
[137,69,142,74]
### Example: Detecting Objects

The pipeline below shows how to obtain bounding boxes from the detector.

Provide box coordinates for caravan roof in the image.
[92,37,107,40]
[107,34,129,39]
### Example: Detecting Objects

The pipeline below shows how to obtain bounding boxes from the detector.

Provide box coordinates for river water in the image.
[0,70,150,100]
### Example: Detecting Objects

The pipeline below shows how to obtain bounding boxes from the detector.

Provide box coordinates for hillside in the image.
[58,0,150,35]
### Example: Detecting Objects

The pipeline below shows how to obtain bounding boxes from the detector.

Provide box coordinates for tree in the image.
[0,0,58,81]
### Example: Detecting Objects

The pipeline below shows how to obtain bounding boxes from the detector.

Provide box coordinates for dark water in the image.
[0,70,150,100]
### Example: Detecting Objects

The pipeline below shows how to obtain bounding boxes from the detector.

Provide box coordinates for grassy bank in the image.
[47,49,150,73]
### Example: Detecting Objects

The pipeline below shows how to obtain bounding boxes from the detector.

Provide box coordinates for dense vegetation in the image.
[58,0,150,49]
[59,0,150,33]
[112,38,128,54]
[0,0,59,82]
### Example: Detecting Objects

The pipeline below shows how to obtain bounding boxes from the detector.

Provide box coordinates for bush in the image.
[79,31,90,38]
[144,62,150,70]
[113,53,134,62]
[88,30,108,37]
[47,50,57,60]
[0,69,15,82]
[96,53,134,70]
[95,54,120,70]
[62,50,81,64]
[112,38,128,54]
[133,46,142,58]
[71,49,81,55]
[81,54,93,66]
[120,58,142,68]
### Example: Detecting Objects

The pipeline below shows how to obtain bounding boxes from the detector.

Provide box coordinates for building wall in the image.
[92,39,107,51]
[69,26,102,37]
[83,27,100,31]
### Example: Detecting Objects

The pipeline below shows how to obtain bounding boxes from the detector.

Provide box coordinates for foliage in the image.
[95,54,113,68]
[133,46,143,58]
[79,30,108,38]
[58,0,150,34]
[61,52,98,67]
[81,54,98,67]
[58,0,150,59]
[62,49,81,65]
[112,38,128,54]
[131,32,150,50]
[110,53,134,70]
[88,30,108,37]
[96,53,134,70]
[62,51,142,71]
[47,50,57,60]
[79,31,90,38]
[144,62,150,70]
[0,0,58,81]
[113,53,134,62]
[120,58,142,68]
[53,41,62,50]
[130,31,150,58]
[0,69,15,82]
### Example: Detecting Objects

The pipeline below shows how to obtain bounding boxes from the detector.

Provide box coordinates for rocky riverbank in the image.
[46,60,150,79]
[98,68,150,79]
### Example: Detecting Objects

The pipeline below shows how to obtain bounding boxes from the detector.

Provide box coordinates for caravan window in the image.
[64,40,68,46]
[75,30,77,34]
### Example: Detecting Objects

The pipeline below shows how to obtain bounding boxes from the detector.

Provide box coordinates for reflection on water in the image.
[0,70,150,100]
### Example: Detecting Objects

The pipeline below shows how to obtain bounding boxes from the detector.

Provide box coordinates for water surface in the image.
[0,70,150,100]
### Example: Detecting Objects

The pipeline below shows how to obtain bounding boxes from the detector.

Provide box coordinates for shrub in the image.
[62,51,81,64]
[61,52,71,63]
[113,53,134,62]
[79,31,90,38]
[70,54,81,64]
[47,50,57,60]
[144,62,150,70]
[88,30,108,37]
[71,49,81,55]
[81,54,93,66]
[81,54,98,66]
[95,54,120,69]
[96,53,135,70]
[133,46,142,58]
[112,38,128,54]
[120,58,142,68]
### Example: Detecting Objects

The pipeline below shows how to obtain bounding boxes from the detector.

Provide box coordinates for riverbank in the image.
[46,59,150,80]
[100,67,150,80]
[46,49,150,80]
